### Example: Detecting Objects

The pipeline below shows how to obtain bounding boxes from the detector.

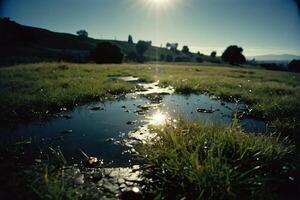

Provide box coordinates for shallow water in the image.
[0,79,272,166]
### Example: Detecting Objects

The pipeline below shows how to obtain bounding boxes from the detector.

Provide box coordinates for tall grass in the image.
[29,148,84,200]
[140,120,298,199]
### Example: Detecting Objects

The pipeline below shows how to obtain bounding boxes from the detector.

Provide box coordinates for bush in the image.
[159,54,165,61]
[76,30,88,39]
[196,56,203,63]
[222,45,246,65]
[165,55,173,62]
[182,45,190,54]
[288,60,300,73]
[125,51,138,62]
[175,56,191,62]
[136,41,151,63]
[89,42,123,64]
[210,51,217,58]
[261,63,286,71]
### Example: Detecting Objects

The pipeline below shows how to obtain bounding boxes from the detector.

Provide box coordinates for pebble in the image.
[118,178,125,184]
[103,180,119,194]
[61,129,72,134]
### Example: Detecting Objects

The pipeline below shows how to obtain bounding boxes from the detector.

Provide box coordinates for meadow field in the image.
[0,62,299,199]
[1,62,299,135]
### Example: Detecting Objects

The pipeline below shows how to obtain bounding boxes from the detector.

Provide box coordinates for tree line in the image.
[80,31,299,72]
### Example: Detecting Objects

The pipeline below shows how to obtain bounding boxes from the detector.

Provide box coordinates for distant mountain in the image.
[248,54,300,62]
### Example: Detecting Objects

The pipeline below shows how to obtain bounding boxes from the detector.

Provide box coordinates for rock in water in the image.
[84,156,99,167]
[90,106,104,111]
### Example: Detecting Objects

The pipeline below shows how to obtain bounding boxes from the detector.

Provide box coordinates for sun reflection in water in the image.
[149,111,167,125]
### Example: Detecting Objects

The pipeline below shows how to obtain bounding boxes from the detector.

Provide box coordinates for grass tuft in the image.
[140,120,298,199]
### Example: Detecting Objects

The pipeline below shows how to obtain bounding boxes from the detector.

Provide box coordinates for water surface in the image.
[0,80,272,166]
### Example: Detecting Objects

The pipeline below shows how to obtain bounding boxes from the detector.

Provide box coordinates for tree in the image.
[126,51,138,62]
[166,43,178,52]
[221,45,246,65]
[182,45,190,54]
[210,51,217,58]
[76,30,88,39]
[128,35,133,44]
[165,55,173,62]
[136,40,150,56]
[288,60,300,73]
[160,54,165,61]
[166,43,171,49]
[196,56,203,63]
[89,42,123,64]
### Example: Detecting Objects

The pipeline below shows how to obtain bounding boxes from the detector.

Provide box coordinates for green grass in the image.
[29,148,85,200]
[140,120,298,199]
[1,62,299,137]
[0,62,151,123]
[0,62,299,199]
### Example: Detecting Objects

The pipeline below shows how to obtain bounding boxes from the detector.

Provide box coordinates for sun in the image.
[152,0,166,4]
[146,0,172,8]
[137,0,183,13]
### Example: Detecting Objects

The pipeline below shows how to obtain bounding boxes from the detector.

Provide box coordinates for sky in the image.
[1,0,300,56]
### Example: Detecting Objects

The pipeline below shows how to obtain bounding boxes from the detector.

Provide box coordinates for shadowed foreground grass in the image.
[140,120,298,199]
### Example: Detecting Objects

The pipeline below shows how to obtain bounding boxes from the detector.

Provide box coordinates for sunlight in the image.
[143,0,180,11]
[149,111,167,125]
[151,0,167,5]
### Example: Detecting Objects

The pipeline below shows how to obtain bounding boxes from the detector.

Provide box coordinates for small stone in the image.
[126,121,136,125]
[102,180,119,194]
[90,106,104,111]
[118,178,125,184]
[106,138,115,142]
[34,159,42,163]
[62,114,72,119]
[103,169,112,176]
[125,181,133,186]
[84,157,98,167]
[61,129,72,134]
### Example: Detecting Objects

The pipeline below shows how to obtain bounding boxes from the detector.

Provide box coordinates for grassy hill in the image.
[0,18,187,66]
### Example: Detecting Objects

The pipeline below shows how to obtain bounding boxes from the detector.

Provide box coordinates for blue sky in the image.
[1,0,299,56]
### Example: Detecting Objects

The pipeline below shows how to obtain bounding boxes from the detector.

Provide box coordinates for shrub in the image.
[222,45,246,65]
[89,42,123,64]
[136,41,151,62]
[76,30,88,39]
[196,56,203,63]
[165,55,173,62]
[182,45,190,54]
[175,56,191,62]
[288,60,300,73]
[125,51,138,62]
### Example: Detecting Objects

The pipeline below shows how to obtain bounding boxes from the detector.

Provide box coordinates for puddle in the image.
[0,77,273,167]
[136,81,174,95]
